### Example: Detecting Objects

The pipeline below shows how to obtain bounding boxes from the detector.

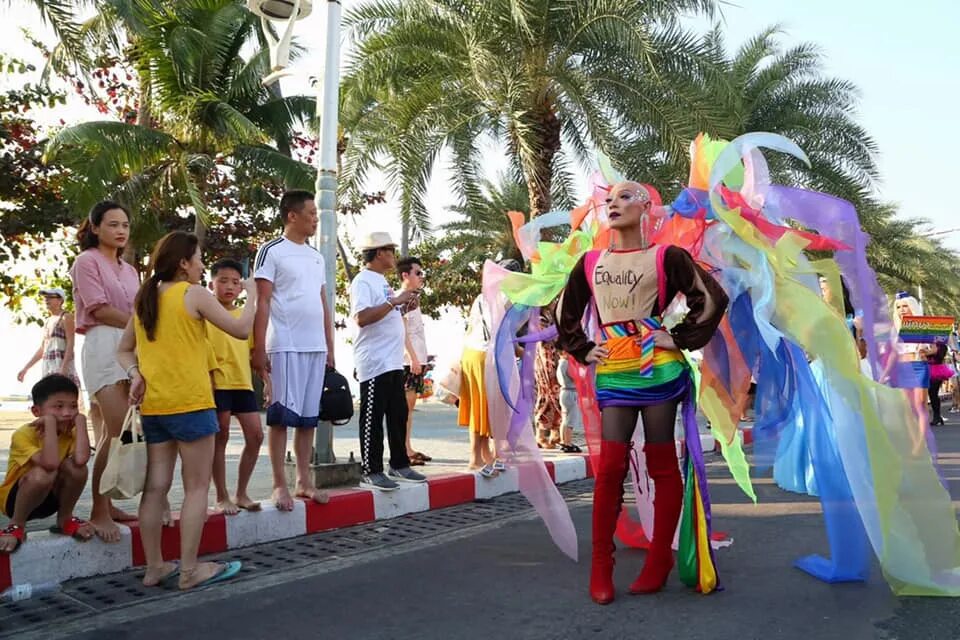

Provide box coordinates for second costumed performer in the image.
[556,181,729,604]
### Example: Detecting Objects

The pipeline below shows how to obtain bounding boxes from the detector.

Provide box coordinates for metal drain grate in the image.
[0,593,93,633]
[0,479,595,637]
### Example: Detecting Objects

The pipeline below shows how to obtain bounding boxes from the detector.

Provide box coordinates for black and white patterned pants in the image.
[358,370,410,474]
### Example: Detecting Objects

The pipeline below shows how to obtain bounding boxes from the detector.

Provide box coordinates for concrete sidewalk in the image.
[0,401,742,591]
[0,403,582,530]
[1,402,730,533]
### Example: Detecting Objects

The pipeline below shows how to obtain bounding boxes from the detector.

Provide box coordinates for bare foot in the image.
[142,561,179,587]
[178,561,225,590]
[216,499,240,516]
[236,496,262,512]
[90,515,122,543]
[272,487,295,512]
[109,505,138,522]
[295,485,330,504]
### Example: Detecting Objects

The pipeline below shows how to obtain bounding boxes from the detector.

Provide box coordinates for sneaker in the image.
[387,466,427,483]
[360,473,399,491]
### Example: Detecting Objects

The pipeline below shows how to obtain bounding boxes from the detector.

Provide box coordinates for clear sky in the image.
[1,0,957,397]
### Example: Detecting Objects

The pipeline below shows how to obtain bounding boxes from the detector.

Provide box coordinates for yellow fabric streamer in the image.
[694,475,719,594]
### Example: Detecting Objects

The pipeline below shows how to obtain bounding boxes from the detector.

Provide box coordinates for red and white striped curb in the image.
[0,428,753,591]
[0,455,592,591]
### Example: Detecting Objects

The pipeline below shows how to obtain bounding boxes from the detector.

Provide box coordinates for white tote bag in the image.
[100,406,147,500]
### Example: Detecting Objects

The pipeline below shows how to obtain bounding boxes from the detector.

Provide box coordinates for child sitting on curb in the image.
[207,258,264,514]
[0,374,93,552]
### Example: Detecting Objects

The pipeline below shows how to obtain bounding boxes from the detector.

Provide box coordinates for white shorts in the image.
[267,352,326,428]
[81,325,128,397]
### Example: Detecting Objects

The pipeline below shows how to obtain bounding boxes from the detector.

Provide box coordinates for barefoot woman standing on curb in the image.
[69,201,140,542]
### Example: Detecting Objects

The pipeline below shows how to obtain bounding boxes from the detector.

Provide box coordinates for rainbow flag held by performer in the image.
[897,315,954,344]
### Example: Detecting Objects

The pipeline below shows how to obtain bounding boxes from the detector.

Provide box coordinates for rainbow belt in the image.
[595,318,688,408]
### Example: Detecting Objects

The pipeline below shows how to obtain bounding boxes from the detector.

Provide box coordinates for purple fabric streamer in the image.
[482,261,578,561]
[494,305,533,413]
[765,187,891,380]
[682,385,721,587]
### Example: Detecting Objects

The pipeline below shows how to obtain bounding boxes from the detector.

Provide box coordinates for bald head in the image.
[608,181,650,203]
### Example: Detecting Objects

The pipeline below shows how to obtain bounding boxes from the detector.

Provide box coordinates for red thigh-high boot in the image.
[629,441,682,594]
[590,440,630,605]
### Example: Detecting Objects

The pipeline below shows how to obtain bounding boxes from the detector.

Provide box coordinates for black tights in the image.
[929,379,943,422]
[600,402,679,445]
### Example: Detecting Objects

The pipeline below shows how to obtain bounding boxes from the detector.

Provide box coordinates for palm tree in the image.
[702,25,879,205]
[44,0,315,248]
[340,0,728,240]
[700,27,960,314]
[416,173,531,310]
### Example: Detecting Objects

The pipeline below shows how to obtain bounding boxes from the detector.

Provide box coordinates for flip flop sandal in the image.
[0,524,25,553]
[478,464,498,479]
[493,459,506,472]
[413,452,433,462]
[237,502,262,512]
[49,517,94,541]
[143,561,181,587]
[409,457,425,466]
[182,561,242,591]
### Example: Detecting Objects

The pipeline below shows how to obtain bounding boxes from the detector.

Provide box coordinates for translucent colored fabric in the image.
[481,261,578,560]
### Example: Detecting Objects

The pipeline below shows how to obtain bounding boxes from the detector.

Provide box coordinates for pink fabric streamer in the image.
[482,261,579,560]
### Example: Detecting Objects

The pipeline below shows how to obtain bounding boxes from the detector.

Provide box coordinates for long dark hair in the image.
[77,201,130,258]
[135,231,199,341]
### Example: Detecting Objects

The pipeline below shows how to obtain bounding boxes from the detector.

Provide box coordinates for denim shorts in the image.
[141,409,218,444]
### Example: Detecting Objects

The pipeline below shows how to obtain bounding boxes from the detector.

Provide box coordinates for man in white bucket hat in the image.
[350,232,427,490]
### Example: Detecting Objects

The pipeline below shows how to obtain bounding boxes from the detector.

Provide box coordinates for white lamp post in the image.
[249,0,348,475]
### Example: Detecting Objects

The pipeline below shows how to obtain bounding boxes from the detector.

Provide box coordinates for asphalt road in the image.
[10,429,960,640]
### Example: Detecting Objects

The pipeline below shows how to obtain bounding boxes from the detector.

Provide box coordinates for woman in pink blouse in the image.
[70,201,140,542]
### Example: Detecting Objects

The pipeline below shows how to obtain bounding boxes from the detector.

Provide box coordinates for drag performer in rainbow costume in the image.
[484,132,960,603]
[555,181,728,603]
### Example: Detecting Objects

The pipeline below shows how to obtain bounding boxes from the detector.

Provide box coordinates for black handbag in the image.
[319,366,354,425]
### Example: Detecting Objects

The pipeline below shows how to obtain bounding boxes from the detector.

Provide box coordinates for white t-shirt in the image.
[463,294,492,351]
[254,237,327,353]
[350,269,405,382]
[403,306,428,365]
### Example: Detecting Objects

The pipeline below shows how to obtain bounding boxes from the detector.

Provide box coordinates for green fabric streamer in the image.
[678,457,699,587]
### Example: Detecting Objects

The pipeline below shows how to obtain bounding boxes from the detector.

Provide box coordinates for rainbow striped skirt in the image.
[595,317,689,409]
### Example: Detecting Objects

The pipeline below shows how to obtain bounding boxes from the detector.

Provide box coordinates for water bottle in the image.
[1,581,60,602]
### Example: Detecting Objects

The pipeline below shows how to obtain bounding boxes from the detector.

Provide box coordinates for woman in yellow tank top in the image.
[117,231,257,590]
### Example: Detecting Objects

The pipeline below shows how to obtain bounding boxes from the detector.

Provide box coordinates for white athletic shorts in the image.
[266,351,326,428]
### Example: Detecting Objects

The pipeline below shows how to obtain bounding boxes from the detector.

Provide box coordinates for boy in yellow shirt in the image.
[0,374,92,552]
[208,259,264,514]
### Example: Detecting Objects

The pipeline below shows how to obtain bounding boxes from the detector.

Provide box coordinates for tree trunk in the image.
[193,214,207,248]
[335,131,356,281]
[523,103,562,218]
[123,60,152,267]
[400,217,409,256]
[337,238,355,281]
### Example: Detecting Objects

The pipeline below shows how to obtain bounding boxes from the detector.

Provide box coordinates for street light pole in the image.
[250,0,360,484]
[312,0,342,465]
